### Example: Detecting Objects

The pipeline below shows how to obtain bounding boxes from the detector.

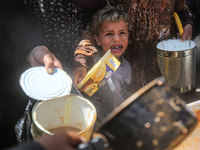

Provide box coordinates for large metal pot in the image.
[31,94,97,141]
[157,39,196,93]
[78,77,197,150]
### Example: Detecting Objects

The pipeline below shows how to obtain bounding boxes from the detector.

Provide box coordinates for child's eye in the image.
[120,32,127,34]
[105,33,112,36]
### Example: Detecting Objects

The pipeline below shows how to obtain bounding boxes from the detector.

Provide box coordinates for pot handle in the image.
[173,12,184,37]
[78,137,107,150]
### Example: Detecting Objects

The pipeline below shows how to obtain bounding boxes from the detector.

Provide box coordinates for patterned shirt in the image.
[26,0,94,71]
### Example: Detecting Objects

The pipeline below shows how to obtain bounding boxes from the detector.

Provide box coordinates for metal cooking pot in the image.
[78,77,197,150]
[157,39,196,93]
[31,94,97,141]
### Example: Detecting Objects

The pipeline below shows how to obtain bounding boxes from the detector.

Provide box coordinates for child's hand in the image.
[71,66,87,86]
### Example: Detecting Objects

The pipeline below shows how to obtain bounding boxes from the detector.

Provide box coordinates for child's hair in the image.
[84,5,131,45]
[90,5,131,36]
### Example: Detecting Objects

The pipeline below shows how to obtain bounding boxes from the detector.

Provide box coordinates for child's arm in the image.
[71,40,98,86]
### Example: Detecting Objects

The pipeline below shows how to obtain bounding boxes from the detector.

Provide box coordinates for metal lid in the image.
[19,66,72,101]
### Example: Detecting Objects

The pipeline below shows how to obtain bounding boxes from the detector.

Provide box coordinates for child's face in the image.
[94,20,129,61]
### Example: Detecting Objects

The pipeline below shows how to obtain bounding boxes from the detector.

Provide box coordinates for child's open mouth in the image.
[111,45,123,52]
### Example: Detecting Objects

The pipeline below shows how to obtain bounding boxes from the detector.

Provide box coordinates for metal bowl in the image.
[31,94,97,141]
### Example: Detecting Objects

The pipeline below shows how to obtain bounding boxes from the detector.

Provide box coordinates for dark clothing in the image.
[0,0,106,149]
[7,141,44,150]
[0,0,50,149]
[0,1,46,149]
[0,0,48,64]
[26,0,105,72]
[186,0,200,38]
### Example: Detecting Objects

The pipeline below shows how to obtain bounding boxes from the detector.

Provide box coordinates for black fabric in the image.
[0,0,27,15]
[0,0,47,149]
[0,27,30,149]
[7,141,45,150]
[1,0,48,64]
[178,8,194,29]
[72,0,107,11]
[186,0,200,38]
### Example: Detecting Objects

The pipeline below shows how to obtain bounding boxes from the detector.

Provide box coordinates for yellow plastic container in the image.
[77,50,120,96]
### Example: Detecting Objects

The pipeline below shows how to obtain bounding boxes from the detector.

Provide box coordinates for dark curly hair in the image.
[84,5,132,46]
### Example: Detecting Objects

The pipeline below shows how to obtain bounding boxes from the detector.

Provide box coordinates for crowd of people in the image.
[1,0,200,149]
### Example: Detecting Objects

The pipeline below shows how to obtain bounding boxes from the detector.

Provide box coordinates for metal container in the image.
[31,94,97,141]
[157,39,196,93]
[78,77,198,150]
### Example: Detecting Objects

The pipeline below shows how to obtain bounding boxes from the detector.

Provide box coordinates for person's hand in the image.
[71,66,87,86]
[29,46,63,74]
[180,24,193,41]
[36,132,85,150]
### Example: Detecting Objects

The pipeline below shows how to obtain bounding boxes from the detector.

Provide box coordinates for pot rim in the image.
[156,39,196,52]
